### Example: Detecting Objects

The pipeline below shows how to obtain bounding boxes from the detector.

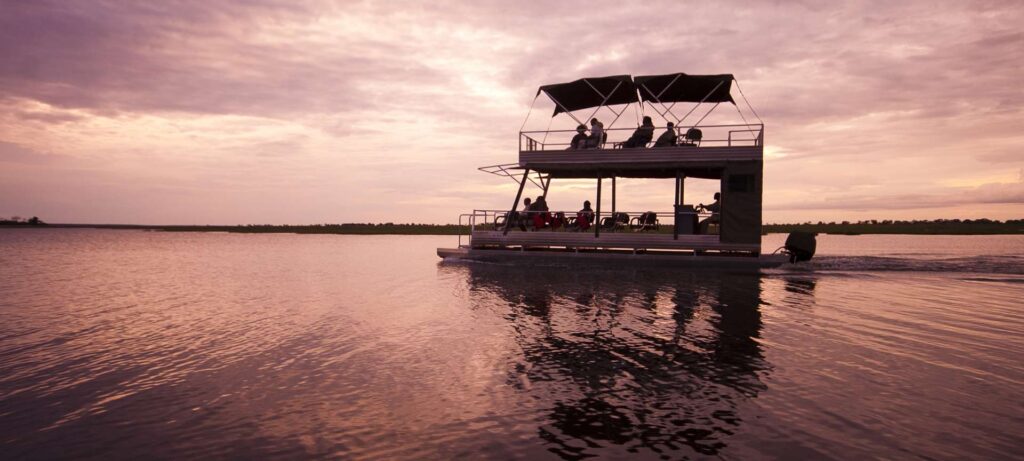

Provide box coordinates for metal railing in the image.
[519,123,763,152]
[456,208,718,246]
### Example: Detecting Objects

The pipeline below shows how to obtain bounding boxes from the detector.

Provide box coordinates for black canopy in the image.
[635,73,735,104]
[537,75,639,116]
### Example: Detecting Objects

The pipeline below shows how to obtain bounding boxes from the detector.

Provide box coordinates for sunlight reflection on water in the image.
[0,230,1022,459]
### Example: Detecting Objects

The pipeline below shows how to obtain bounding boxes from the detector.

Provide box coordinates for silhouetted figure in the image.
[586,118,604,148]
[568,124,588,150]
[654,122,677,147]
[576,200,594,230]
[514,197,532,231]
[621,116,655,148]
[698,192,721,234]
[530,196,550,230]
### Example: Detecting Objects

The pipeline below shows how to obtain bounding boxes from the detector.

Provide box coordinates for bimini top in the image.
[635,73,734,104]
[537,75,638,116]
[535,73,736,117]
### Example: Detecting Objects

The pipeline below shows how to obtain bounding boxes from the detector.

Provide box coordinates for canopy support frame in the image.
[581,79,629,129]
[503,168,531,236]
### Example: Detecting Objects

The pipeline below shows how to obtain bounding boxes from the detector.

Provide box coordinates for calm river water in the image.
[1,229,1022,460]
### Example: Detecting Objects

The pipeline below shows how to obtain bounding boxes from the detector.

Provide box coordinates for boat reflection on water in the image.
[455,262,774,458]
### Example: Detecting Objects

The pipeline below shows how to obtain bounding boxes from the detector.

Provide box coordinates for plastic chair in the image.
[680,128,702,147]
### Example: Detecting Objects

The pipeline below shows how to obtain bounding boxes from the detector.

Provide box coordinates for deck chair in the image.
[630,212,659,231]
[600,212,629,231]
[680,128,702,147]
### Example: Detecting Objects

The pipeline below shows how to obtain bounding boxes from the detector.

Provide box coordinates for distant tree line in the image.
[5,218,1022,235]
[156,223,469,235]
[0,216,45,226]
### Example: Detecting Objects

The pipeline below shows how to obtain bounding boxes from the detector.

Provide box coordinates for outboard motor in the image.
[784,232,817,263]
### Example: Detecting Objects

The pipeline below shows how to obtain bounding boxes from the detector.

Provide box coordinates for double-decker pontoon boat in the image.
[437,73,815,270]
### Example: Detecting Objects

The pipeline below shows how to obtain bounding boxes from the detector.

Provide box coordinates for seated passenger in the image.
[654,122,677,147]
[698,192,721,234]
[530,196,550,230]
[585,118,604,148]
[567,124,588,150]
[514,197,532,231]
[551,211,568,230]
[576,200,594,231]
[621,116,655,148]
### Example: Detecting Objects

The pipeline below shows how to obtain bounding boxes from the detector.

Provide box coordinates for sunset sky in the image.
[1,1,1021,225]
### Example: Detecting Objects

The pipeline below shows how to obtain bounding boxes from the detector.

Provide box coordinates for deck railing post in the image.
[504,168,531,236]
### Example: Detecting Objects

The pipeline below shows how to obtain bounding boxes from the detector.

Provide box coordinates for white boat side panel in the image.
[437,247,787,270]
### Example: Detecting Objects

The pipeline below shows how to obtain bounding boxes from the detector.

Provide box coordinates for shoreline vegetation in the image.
[2,218,1023,235]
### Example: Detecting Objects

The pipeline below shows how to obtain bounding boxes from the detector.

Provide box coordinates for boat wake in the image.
[783,254,1024,275]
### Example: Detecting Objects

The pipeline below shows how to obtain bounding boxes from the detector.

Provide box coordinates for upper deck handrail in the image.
[519,123,763,152]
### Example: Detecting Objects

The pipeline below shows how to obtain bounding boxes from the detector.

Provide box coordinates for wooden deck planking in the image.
[470,230,761,253]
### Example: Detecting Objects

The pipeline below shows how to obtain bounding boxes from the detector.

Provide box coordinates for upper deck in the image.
[518,123,763,178]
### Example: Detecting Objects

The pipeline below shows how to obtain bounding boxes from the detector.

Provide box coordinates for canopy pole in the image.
[692,102,721,127]
[611,177,617,218]
[581,79,625,128]
[595,175,602,238]
[677,80,725,127]
[640,74,683,124]
[546,94,585,126]
[654,74,683,101]
[541,115,555,145]
[542,174,551,200]
[503,168,531,236]
[606,104,630,129]
[520,93,541,132]
[733,78,764,124]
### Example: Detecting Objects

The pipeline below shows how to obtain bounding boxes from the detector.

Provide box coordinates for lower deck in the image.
[469,230,761,254]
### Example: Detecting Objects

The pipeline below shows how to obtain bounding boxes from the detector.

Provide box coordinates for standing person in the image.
[654,121,677,147]
[576,200,594,231]
[621,116,655,148]
[698,192,721,234]
[568,124,588,150]
[586,118,604,148]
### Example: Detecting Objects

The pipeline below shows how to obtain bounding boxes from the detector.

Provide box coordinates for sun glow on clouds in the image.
[0,0,1022,224]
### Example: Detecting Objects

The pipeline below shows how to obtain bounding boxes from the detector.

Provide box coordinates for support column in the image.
[503,169,531,236]
[680,173,685,205]
[595,174,602,238]
[611,176,617,218]
[674,171,681,240]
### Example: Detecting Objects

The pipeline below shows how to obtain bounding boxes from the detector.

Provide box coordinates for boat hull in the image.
[437,247,790,271]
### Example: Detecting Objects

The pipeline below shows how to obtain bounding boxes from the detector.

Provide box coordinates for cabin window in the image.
[727,174,755,193]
